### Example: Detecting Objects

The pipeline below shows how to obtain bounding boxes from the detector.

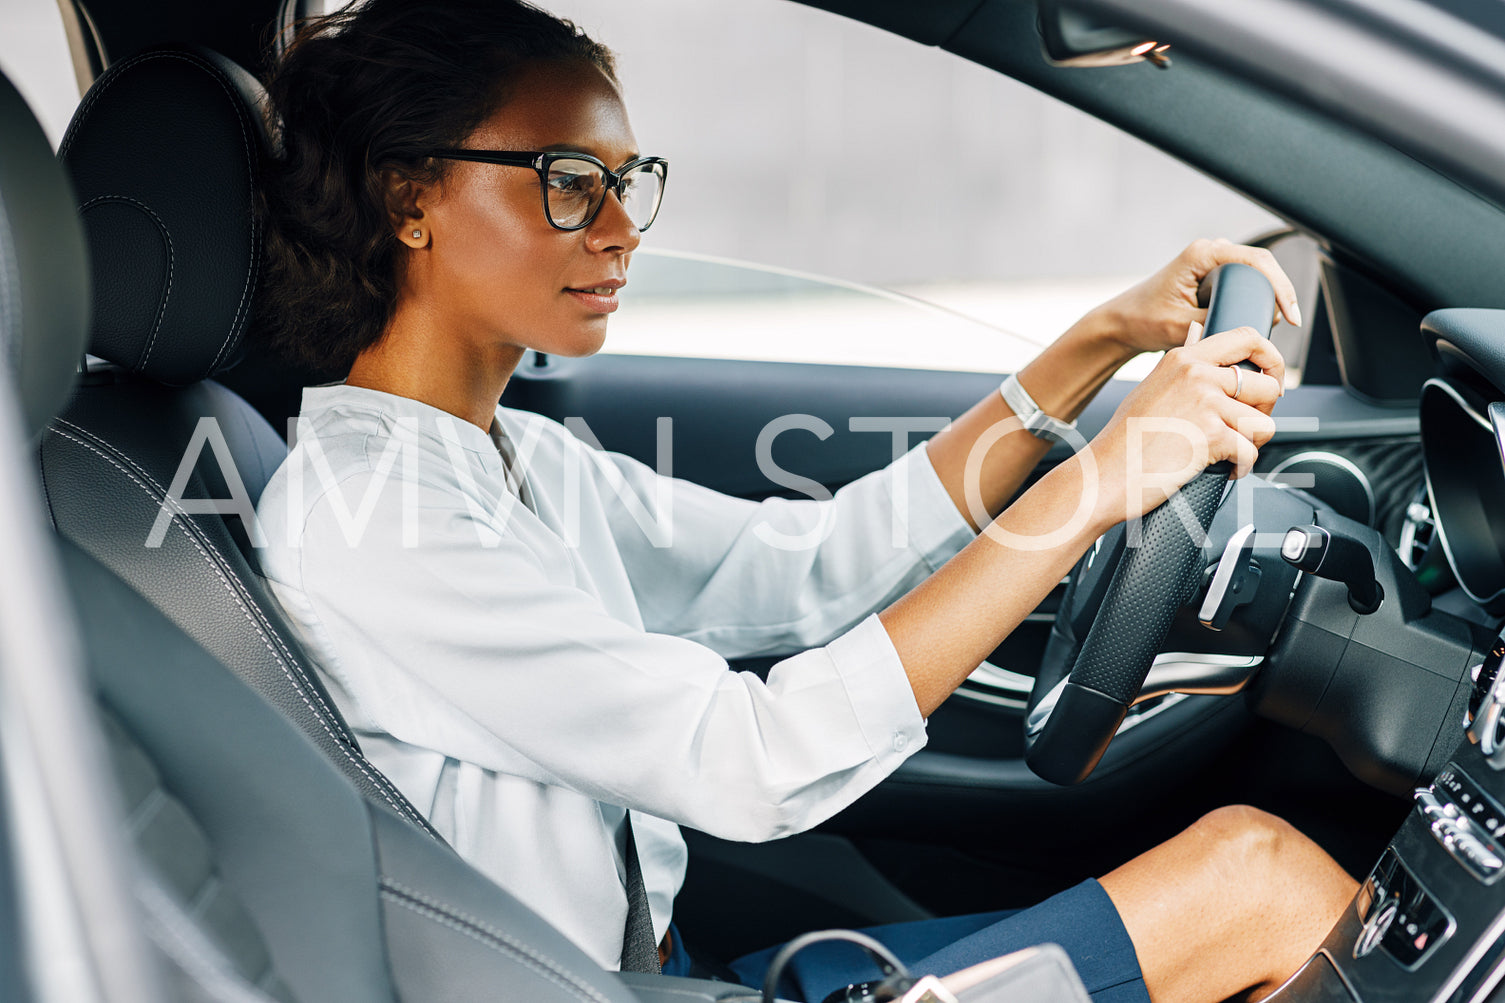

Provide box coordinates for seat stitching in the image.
[49,422,423,825]
[191,50,258,377]
[49,421,408,814]
[78,195,173,371]
[59,50,158,160]
[381,891,602,1002]
[53,417,437,832]
[46,421,428,825]
[58,50,258,378]
[52,416,372,742]
[57,421,436,835]
[379,880,614,1003]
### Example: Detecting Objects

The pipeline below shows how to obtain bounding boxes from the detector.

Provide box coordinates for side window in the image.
[293,0,1292,380]
[541,0,1283,379]
[0,0,84,149]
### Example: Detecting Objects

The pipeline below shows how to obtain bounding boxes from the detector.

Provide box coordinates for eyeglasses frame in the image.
[423,148,668,232]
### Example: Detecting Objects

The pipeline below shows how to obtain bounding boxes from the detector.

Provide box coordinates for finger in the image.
[1183,320,1205,347]
[1190,238,1303,328]
[1215,364,1282,411]
[1212,394,1279,449]
[1189,327,1286,389]
[1231,429,1259,480]
[1209,416,1262,479]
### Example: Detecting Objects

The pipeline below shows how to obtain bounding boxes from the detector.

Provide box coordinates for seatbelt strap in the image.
[620,812,661,974]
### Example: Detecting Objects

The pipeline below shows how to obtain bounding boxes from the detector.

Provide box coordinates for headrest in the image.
[61,47,268,386]
[0,71,91,440]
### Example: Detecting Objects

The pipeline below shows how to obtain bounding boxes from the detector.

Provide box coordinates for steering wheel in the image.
[1022,264,1277,785]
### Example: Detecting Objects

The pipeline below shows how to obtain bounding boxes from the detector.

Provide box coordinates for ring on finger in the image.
[1227,365,1244,402]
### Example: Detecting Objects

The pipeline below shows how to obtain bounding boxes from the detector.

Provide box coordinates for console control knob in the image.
[1433,818,1503,880]
[1416,782,1505,882]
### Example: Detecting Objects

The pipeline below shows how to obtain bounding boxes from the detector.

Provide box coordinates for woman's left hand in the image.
[1091,237,1303,356]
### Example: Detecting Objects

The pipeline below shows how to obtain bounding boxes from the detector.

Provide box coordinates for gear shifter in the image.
[1281,524,1384,614]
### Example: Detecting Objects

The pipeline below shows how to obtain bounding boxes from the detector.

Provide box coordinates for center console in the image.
[1276,638,1505,1001]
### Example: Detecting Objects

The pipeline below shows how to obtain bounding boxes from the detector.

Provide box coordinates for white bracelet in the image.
[999,373,1078,442]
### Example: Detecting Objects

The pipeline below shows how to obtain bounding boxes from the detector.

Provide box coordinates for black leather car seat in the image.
[35,46,439,839]
[3,62,747,1003]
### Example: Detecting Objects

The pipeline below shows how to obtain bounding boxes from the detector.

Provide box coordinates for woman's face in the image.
[407,58,642,359]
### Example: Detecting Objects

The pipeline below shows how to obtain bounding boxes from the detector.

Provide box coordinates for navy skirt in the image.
[665,878,1149,1003]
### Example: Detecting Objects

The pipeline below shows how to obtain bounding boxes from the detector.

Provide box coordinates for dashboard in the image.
[1266,308,1505,1001]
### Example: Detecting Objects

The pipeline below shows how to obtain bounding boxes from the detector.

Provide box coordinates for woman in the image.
[254,2,1355,1000]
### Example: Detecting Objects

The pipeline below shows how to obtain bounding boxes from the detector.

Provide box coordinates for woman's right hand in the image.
[1083,326,1285,530]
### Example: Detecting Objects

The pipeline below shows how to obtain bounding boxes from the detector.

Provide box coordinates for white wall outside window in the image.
[305,0,1291,375]
[0,0,81,149]
[537,0,1282,375]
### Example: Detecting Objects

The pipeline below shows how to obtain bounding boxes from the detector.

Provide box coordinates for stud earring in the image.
[411,229,422,240]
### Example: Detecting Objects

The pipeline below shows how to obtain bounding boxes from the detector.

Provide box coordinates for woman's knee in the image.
[1189,804,1303,881]
[1188,804,1356,908]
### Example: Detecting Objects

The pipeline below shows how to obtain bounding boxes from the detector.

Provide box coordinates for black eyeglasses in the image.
[424,149,668,232]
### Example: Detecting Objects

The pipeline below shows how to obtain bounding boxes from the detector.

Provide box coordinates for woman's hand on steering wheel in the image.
[1083,327,1285,532]
[1091,238,1303,356]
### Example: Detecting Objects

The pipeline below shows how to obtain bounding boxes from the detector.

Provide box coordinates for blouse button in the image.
[893,733,908,752]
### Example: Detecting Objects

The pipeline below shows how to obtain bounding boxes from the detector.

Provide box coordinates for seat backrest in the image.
[35,46,439,839]
[68,538,649,1003]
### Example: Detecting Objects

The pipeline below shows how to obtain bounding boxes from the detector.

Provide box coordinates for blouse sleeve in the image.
[287,472,932,843]
[551,422,977,659]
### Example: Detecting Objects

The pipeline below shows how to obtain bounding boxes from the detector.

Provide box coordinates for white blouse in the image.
[255,384,976,969]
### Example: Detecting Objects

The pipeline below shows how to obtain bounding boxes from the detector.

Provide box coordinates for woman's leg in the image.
[729,884,1148,1002]
[1099,804,1358,1003]
[729,804,1355,1003]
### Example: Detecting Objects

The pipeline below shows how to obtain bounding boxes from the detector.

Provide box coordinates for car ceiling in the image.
[76,0,1505,318]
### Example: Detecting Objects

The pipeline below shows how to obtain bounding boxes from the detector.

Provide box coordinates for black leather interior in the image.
[37,45,441,838]
[60,46,262,385]
[68,539,644,1003]
[0,67,90,439]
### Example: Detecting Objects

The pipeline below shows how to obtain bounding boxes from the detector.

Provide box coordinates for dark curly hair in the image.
[256,0,616,373]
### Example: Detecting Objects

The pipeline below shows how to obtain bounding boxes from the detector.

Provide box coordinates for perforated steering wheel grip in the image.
[1023,263,1276,785]
[1025,468,1229,783]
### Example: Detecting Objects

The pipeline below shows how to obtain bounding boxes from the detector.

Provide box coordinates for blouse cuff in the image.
[893,440,977,573]
[827,613,930,756]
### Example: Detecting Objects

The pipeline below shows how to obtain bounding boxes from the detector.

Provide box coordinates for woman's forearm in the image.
[926,308,1135,531]
[881,453,1109,717]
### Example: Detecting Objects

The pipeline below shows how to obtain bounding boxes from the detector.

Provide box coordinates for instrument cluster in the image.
[1419,375,1505,617]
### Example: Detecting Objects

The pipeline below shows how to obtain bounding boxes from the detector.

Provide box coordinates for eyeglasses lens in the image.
[618,164,664,231]
[545,158,664,230]
[545,159,603,228]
